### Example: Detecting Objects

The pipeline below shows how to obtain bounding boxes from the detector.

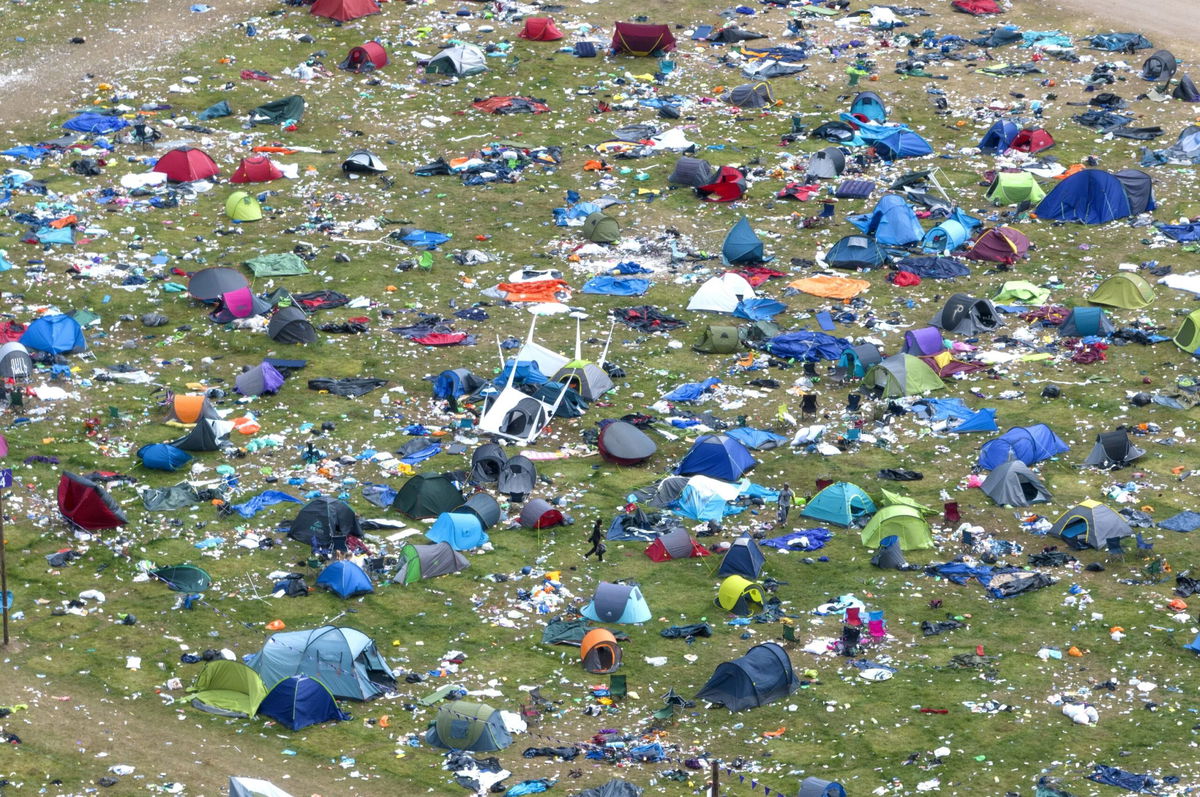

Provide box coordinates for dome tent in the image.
[687,272,756,314]
[799,778,847,797]
[394,541,469,584]
[696,165,747,202]
[644,527,710,561]
[226,191,263,222]
[825,234,887,269]
[153,146,218,182]
[1058,306,1115,337]
[1174,309,1200,355]
[258,675,349,731]
[694,324,740,354]
[695,642,799,711]
[287,496,362,548]
[715,575,766,615]
[426,512,488,550]
[519,17,564,41]
[581,628,622,674]
[1036,169,1140,224]
[1089,273,1155,309]
[189,660,267,718]
[801,482,876,527]
[1082,429,1145,469]
[965,226,1029,264]
[863,353,945,397]
[978,119,1019,153]
[427,701,512,752]
[230,155,284,183]
[850,91,887,122]
[860,504,933,550]
[456,493,501,529]
[426,44,488,77]
[432,368,484,400]
[981,457,1052,506]
[151,564,212,592]
[315,560,374,598]
[341,149,387,175]
[727,82,773,108]
[582,211,620,243]
[1049,500,1133,550]
[247,626,394,701]
[393,472,464,519]
[310,0,380,22]
[611,22,677,56]
[340,41,388,72]
[986,171,1045,205]
[674,433,756,481]
[1009,128,1055,154]
[716,536,765,579]
[582,582,651,624]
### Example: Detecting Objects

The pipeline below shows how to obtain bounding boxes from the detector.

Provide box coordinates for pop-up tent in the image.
[394,542,469,584]
[860,505,933,550]
[1049,500,1133,549]
[1082,430,1145,469]
[268,306,317,344]
[236,362,286,396]
[863,354,946,397]
[695,643,798,711]
[469,443,507,484]
[1141,50,1177,81]
[258,675,349,730]
[581,628,623,674]
[979,119,1019,153]
[801,482,875,527]
[248,626,394,701]
[598,420,657,465]
[393,473,463,519]
[427,701,512,751]
[1010,128,1055,154]
[582,582,651,624]
[835,343,883,379]
[187,267,248,302]
[727,82,773,108]
[1089,273,1155,309]
[58,472,126,530]
[716,536,765,578]
[922,207,981,252]
[1174,309,1200,354]
[189,661,267,717]
[21,314,86,354]
[498,455,537,497]
[226,191,263,222]
[611,22,676,56]
[645,527,710,561]
[930,293,1001,335]
[981,457,1052,506]
[427,44,488,77]
[715,575,766,615]
[310,0,380,22]
[903,327,945,356]
[0,342,33,378]
[519,499,565,530]
[669,156,717,187]
[675,434,756,481]
[850,91,887,122]
[342,149,387,174]
[137,443,193,472]
[154,146,218,182]
[315,560,374,598]
[427,512,488,550]
[978,424,1069,469]
[807,147,847,179]
[340,41,388,72]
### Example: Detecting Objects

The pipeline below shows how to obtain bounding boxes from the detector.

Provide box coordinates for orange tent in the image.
[164,395,218,425]
[787,275,870,300]
[496,279,571,303]
[581,628,622,674]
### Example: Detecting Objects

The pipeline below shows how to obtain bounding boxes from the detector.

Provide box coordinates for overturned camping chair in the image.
[1082,429,1145,469]
[477,342,567,444]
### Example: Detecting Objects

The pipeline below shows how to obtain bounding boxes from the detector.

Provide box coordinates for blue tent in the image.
[673,485,739,522]
[427,512,488,550]
[35,226,75,245]
[315,560,374,598]
[765,330,850,362]
[850,91,887,122]
[921,208,981,253]
[137,443,193,472]
[493,359,549,387]
[826,234,887,269]
[978,120,1019,153]
[722,217,764,265]
[675,434,756,481]
[1059,306,1115,337]
[849,195,924,246]
[733,298,786,321]
[894,256,971,279]
[725,427,787,450]
[872,129,933,160]
[717,536,765,578]
[1036,170,1131,224]
[949,408,999,433]
[582,276,650,295]
[800,482,876,527]
[21,314,86,354]
[247,626,394,701]
[432,368,482,399]
[259,675,350,730]
[978,424,1070,469]
[62,113,129,135]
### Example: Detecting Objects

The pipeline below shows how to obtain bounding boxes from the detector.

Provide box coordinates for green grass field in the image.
[1,0,1200,795]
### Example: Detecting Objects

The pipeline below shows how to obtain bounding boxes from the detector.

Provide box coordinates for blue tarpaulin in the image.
[1,146,49,160]
[1087,765,1159,793]
[760,527,833,551]
[662,377,721,402]
[726,427,787,450]
[733,298,786,321]
[400,229,451,249]
[230,490,303,518]
[581,276,650,295]
[765,330,850,361]
[63,113,129,135]
[1158,510,1200,532]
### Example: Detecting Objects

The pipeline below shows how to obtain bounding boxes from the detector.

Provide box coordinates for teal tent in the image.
[722,217,764,265]
[800,482,876,527]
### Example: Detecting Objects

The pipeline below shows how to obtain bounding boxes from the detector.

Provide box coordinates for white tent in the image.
[687,273,755,313]
[229,777,295,797]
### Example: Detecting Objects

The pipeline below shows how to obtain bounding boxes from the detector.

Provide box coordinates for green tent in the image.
[694,325,740,354]
[985,171,1045,205]
[860,504,934,550]
[152,564,212,592]
[1089,273,1155,309]
[862,354,945,397]
[394,542,469,585]
[1175,309,1200,355]
[993,280,1050,305]
[250,95,305,126]
[426,45,488,76]
[426,700,512,751]
[879,488,936,515]
[189,660,267,717]
[392,472,463,519]
[582,211,620,243]
[226,191,263,222]
[245,253,309,277]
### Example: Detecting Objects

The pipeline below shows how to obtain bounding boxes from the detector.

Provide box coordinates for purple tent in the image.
[902,327,945,356]
[236,362,286,396]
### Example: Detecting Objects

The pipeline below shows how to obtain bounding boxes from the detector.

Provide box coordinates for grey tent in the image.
[426,701,511,751]
[268,306,317,344]
[1113,169,1156,214]
[0,342,33,378]
[470,443,507,483]
[554,362,613,401]
[1082,429,1145,469]
[342,149,387,175]
[598,420,657,465]
[394,541,469,584]
[578,780,643,797]
[727,81,773,108]
[188,266,248,302]
[668,156,717,187]
[870,535,909,569]
[1049,501,1133,550]
[235,362,285,396]
[807,147,847,179]
[695,642,799,711]
[426,44,488,76]
[582,582,652,624]
[694,324,740,354]
[171,419,227,452]
[930,293,1001,334]
[247,625,394,700]
[288,496,362,547]
[519,497,565,529]
[229,777,294,797]
[741,59,807,79]
[799,778,847,797]
[582,211,620,243]
[631,475,690,508]
[497,455,537,497]
[1141,50,1177,81]
[649,527,706,560]
[453,493,500,529]
[981,457,1052,506]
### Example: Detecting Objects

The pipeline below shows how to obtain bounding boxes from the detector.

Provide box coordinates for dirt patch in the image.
[0,0,264,133]
[1045,0,1200,51]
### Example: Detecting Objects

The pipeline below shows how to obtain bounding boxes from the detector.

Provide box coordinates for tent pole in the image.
[597,319,616,367]
[0,485,7,645]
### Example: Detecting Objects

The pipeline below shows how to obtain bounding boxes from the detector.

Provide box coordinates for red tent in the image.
[58,472,127,531]
[965,227,1030,264]
[340,41,388,71]
[645,529,711,562]
[153,147,219,182]
[697,166,747,202]
[519,17,563,41]
[230,155,283,183]
[951,0,1000,14]
[611,22,676,56]
[311,0,380,22]
[1009,128,1055,154]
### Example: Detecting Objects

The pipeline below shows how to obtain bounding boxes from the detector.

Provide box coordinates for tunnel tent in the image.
[695,642,799,711]
[394,541,469,584]
[426,701,512,751]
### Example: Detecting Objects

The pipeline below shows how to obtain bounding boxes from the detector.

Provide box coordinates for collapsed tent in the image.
[582,582,651,624]
[611,22,676,56]
[848,194,924,246]
[137,443,192,472]
[581,628,622,674]
[229,777,295,797]
[21,314,85,354]
[695,643,798,711]
[58,472,126,530]
[1049,501,1133,550]
[694,325,740,354]
[981,457,1052,506]
[247,626,394,700]
[236,362,286,397]
[394,541,469,584]
[696,166,747,202]
[801,482,876,527]
[930,293,1001,334]
[978,424,1070,469]
[250,96,305,126]
[427,701,512,751]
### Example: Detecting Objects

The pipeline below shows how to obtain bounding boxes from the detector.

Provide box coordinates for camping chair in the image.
[867,610,887,639]
[1105,536,1127,562]
[847,393,862,413]
[943,502,961,524]
[1136,533,1154,551]
[801,393,818,418]
[844,606,862,626]
[840,624,861,655]
[609,674,627,700]
[815,478,833,491]
[517,698,543,726]
[780,623,799,644]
